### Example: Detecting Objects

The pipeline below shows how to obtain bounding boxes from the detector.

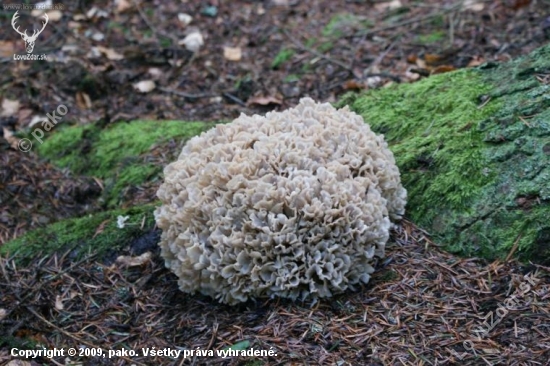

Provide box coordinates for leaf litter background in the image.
[1,0,550,365]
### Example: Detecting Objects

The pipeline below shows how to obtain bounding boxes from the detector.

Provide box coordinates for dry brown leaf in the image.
[92,219,109,239]
[431,65,456,75]
[133,80,156,93]
[3,127,20,149]
[424,53,444,65]
[76,91,92,109]
[0,41,15,58]
[95,45,124,60]
[415,58,427,69]
[343,80,366,91]
[406,54,418,64]
[247,95,283,106]
[1,99,20,117]
[223,46,242,61]
[115,0,132,13]
[468,56,485,67]
[116,252,152,267]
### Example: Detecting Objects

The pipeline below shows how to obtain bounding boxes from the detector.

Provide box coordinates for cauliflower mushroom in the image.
[155,98,407,304]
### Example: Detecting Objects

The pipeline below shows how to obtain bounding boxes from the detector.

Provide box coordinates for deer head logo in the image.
[11,11,49,54]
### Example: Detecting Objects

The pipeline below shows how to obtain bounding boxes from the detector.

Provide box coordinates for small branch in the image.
[222,92,247,107]
[159,87,214,99]
[134,1,179,45]
[347,2,463,39]
[281,29,358,78]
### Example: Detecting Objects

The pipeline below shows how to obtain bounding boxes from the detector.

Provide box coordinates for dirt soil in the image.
[1,0,550,365]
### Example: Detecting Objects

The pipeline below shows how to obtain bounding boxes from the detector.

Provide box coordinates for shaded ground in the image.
[1,1,550,365]
[1,220,549,365]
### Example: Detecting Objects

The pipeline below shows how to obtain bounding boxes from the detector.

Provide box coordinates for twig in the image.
[159,87,214,99]
[365,40,397,74]
[281,29,358,78]
[505,234,522,262]
[222,92,247,107]
[134,1,179,45]
[347,2,463,39]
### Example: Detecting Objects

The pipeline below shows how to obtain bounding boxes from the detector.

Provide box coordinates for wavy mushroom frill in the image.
[155,97,407,305]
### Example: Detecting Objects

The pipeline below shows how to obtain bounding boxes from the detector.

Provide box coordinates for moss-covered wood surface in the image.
[339,44,550,264]
[3,45,550,265]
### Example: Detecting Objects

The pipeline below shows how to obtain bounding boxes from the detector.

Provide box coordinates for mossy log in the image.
[338,44,550,264]
[3,45,550,265]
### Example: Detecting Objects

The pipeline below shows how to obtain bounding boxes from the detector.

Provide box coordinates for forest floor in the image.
[1,0,550,365]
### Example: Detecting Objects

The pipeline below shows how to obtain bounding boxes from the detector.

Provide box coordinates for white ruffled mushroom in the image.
[155,98,407,305]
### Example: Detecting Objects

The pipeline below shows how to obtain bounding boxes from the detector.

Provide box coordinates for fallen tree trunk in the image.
[339,44,550,264]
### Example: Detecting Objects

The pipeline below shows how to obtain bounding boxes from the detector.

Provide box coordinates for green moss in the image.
[343,44,550,263]
[416,30,446,44]
[345,69,500,220]
[0,205,156,265]
[318,41,334,53]
[37,120,211,207]
[272,48,295,69]
[284,74,301,83]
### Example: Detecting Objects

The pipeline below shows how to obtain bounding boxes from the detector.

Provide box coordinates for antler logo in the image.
[11,11,49,53]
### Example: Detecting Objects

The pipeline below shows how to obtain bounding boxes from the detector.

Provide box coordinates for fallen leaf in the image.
[76,91,92,109]
[343,80,365,91]
[223,46,242,61]
[116,252,152,267]
[115,0,132,13]
[247,95,283,106]
[510,0,531,10]
[18,108,33,124]
[468,56,485,67]
[431,65,456,74]
[415,58,427,69]
[424,53,444,65]
[55,295,64,310]
[375,0,403,11]
[462,0,485,11]
[148,67,163,77]
[92,219,110,239]
[179,31,204,52]
[45,10,63,21]
[366,76,383,88]
[95,45,124,60]
[3,127,20,149]
[404,69,421,82]
[1,99,20,117]
[0,41,15,58]
[133,80,156,93]
[178,13,193,26]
